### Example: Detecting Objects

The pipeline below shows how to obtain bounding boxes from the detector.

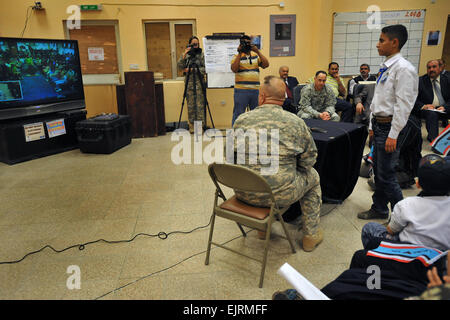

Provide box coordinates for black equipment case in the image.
[75,114,132,154]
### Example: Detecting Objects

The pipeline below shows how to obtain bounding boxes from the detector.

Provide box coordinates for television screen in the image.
[0,37,85,119]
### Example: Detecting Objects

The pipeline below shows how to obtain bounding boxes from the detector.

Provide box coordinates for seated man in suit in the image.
[414,59,450,142]
[297,70,339,121]
[348,64,377,101]
[279,65,299,113]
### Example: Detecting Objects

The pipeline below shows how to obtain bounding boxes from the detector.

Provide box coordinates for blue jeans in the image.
[421,109,449,142]
[361,222,400,250]
[370,119,404,214]
[232,89,259,126]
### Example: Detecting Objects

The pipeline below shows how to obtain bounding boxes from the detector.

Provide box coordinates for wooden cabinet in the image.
[117,71,165,138]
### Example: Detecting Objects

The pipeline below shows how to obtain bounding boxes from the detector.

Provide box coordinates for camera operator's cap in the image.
[417,154,450,194]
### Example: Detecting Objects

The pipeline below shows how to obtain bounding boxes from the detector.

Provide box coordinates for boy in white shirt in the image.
[361,154,450,251]
[358,24,419,220]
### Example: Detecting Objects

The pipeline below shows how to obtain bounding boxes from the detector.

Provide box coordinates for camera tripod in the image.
[177,60,215,132]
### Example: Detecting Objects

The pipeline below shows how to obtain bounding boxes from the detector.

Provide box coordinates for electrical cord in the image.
[0,214,214,266]
[20,6,33,38]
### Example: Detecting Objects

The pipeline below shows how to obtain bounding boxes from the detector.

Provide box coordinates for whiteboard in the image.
[203,37,240,88]
[332,9,425,75]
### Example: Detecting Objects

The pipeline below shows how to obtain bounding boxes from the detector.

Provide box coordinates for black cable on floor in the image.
[0,214,214,265]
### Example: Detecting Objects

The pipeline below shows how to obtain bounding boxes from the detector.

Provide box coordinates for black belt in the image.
[373,115,392,123]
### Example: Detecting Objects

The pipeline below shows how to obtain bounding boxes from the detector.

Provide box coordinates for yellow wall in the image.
[83,85,118,117]
[1,0,448,128]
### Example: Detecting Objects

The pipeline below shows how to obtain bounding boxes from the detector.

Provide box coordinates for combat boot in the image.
[302,229,323,252]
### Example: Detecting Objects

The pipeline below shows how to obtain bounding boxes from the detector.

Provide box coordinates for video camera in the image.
[186,44,202,56]
[239,38,252,53]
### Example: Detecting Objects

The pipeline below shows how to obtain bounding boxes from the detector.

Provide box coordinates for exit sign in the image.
[80,4,102,11]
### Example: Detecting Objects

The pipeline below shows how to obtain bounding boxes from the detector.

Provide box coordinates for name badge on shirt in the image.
[380,72,389,83]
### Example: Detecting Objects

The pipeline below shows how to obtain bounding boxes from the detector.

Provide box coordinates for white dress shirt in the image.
[285,78,289,98]
[369,53,419,139]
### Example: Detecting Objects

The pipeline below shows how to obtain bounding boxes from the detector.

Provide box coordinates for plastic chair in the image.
[292,84,306,109]
[353,83,365,99]
[205,162,297,288]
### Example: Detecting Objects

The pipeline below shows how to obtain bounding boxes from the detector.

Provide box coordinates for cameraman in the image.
[177,36,206,133]
[230,35,269,125]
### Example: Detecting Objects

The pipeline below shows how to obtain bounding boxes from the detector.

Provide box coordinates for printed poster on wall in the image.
[24,122,45,142]
[46,119,66,138]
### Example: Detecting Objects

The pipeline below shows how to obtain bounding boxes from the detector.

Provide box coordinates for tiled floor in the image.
[0,126,436,300]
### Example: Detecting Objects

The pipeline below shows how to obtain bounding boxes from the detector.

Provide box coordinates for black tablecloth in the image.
[304,119,368,204]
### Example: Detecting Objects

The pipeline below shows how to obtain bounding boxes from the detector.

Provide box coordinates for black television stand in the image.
[0,109,86,165]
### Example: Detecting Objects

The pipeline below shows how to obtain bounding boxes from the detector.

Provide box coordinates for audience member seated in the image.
[414,59,450,142]
[308,62,354,122]
[298,70,339,121]
[361,154,450,251]
[279,65,299,114]
[231,75,323,252]
[348,64,377,101]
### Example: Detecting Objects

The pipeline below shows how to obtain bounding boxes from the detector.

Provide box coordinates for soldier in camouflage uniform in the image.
[231,75,323,252]
[177,36,206,133]
[297,71,340,121]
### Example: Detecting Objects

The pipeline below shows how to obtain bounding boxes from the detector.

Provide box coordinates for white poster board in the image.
[332,9,425,75]
[203,37,240,88]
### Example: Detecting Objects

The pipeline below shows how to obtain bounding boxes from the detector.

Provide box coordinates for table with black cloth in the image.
[304,119,368,204]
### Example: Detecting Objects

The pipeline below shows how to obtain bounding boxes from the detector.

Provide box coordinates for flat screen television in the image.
[0,37,85,121]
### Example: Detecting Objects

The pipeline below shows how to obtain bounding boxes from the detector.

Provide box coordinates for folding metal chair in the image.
[205,162,297,288]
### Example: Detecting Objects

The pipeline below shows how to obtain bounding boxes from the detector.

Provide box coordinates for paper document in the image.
[277,263,330,300]
[428,109,446,114]
[358,81,376,85]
